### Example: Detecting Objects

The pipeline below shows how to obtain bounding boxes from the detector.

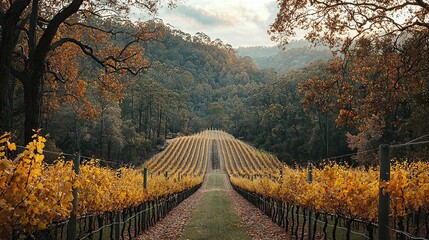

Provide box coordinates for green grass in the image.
[179,173,250,240]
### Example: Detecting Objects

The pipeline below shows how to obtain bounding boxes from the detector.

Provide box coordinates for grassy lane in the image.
[179,172,250,240]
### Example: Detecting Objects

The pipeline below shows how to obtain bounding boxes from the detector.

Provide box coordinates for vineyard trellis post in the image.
[143,168,147,189]
[115,171,121,240]
[307,162,312,240]
[378,144,391,240]
[67,152,80,240]
[115,212,120,240]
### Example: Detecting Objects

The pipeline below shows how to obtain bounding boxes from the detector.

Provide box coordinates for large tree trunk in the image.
[0,0,31,133]
[0,62,11,133]
[23,67,43,143]
[22,0,83,142]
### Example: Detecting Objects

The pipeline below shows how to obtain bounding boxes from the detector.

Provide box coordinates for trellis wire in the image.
[388,226,429,240]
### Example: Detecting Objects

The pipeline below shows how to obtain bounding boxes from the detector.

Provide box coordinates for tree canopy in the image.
[270,0,429,48]
[0,0,175,142]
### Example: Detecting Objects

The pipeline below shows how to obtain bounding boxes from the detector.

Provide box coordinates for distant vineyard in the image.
[215,130,282,177]
[146,130,212,178]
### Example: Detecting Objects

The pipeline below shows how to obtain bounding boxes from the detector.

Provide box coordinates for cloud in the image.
[174,5,230,26]
[154,0,282,47]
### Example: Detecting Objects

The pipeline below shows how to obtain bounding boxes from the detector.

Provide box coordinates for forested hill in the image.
[46,22,345,165]
[43,23,316,164]
[237,41,332,73]
[117,25,349,164]
[143,29,274,88]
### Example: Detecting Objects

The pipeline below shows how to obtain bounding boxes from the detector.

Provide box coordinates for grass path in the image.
[179,171,251,240]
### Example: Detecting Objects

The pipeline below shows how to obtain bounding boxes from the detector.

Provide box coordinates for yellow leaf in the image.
[34,154,44,163]
[7,143,16,151]
[0,137,8,144]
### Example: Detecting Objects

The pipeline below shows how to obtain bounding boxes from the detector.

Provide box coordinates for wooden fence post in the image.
[115,170,122,240]
[115,212,120,240]
[143,168,147,189]
[379,144,391,240]
[67,152,80,240]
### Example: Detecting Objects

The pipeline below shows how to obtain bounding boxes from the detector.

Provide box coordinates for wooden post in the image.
[307,162,312,183]
[143,168,147,189]
[115,170,122,240]
[114,212,120,240]
[67,152,80,240]
[378,144,391,240]
[307,162,312,240]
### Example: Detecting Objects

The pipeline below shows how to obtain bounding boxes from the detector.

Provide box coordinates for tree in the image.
[270,0,429,48]
[207,102,227,129]
[272,0,429,163]
[0,0,176,142]
[300,36,428,163]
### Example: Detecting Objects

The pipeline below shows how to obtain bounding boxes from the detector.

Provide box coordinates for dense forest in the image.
[1,5,428,165]
[51,23,348,164]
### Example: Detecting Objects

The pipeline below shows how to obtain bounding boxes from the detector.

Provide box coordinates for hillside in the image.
[237,41,332,73]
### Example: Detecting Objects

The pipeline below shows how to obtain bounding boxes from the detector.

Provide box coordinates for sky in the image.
[138,0,280,48]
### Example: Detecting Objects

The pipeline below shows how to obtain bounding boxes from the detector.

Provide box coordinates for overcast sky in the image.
[147,0,280,48]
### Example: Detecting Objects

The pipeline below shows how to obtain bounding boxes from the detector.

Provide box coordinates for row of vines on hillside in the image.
[146,130,212,177]
[215,130,282,177]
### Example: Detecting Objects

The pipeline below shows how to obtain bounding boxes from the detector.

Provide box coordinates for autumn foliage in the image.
[0,131,203,238]
[215,131,429,227]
